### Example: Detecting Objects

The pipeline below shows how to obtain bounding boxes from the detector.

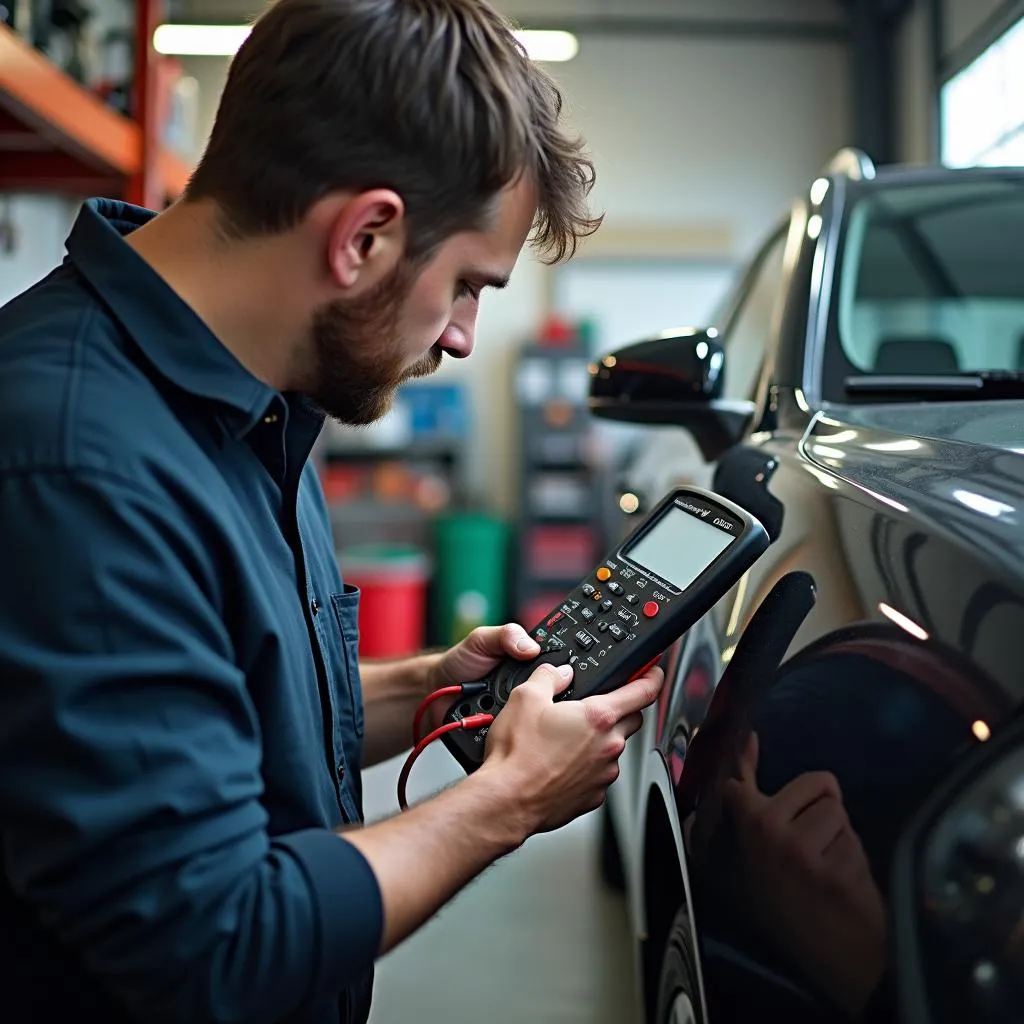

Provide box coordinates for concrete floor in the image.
[362,742,641,1024]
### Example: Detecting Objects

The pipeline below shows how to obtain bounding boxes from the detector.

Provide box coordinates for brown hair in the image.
[186,0,600,264]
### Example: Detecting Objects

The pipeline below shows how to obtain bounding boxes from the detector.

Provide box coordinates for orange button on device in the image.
[596,567,612,582]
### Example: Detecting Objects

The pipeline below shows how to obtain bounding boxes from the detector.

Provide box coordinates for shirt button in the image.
[336,759,346,780]
[264,413,279,425]
[311,598,320,616]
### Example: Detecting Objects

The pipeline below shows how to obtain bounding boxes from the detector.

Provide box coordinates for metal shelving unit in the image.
[512,343,606,627]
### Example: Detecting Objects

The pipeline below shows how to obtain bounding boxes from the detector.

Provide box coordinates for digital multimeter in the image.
[441,485,771,774]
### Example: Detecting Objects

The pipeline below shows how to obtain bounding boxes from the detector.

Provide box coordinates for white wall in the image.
[0,197,78,307]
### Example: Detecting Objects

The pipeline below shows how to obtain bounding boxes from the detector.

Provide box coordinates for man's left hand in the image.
[428,624,541,694]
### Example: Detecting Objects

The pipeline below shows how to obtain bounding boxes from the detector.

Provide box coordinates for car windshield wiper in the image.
[844,372,1024,399]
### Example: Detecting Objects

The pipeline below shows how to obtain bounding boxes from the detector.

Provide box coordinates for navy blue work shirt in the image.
[0,200,383,1024]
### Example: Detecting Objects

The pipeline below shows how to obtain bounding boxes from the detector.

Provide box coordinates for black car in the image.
[588,149,1024,1024]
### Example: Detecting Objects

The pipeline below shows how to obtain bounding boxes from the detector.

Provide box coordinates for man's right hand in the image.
[480,661,665,834]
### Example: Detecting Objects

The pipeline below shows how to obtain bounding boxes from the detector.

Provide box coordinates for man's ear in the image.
[326,189,406,293]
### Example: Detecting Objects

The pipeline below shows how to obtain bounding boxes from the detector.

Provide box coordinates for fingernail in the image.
[516,635,538,652]
[558,664,573,678]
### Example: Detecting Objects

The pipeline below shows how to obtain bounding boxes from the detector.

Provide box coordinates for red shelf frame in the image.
[0,11,191,202]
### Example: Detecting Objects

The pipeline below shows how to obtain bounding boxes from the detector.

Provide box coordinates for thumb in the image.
[723,731,763,810]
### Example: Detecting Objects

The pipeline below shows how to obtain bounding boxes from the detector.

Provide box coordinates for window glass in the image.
[942,16,1024,168]
[721,232,787,400]
[837,180,1024,374]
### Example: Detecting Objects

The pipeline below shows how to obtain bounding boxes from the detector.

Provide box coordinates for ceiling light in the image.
[515,30,579,62]
[153,24,250,56]
[154,24,579,62]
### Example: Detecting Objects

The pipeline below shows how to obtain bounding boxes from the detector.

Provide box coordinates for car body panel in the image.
[602,157,1024,1022]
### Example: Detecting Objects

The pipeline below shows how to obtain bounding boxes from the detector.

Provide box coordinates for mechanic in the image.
[0,1,664,1022]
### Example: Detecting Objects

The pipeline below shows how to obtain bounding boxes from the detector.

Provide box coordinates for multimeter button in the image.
[580,607,595,623]
[608,623,628,642]
[581,584,596,597]
[574,630,596,651]
[616,608,638,626]
[607,582,625,596]
[596,621,610,633]
[643,601,660,618]
[596,567,612,582]
[600,598,614,612]
[625,594,639,606]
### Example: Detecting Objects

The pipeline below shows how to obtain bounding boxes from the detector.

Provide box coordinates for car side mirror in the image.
[588,328,755,462]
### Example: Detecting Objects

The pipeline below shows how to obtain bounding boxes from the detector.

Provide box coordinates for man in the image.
[0,1,663,1022]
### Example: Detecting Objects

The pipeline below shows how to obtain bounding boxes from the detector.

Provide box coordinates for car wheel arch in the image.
[638,751,708,1024]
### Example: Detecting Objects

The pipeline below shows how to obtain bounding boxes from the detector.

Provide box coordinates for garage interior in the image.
[1,0,1019,1021]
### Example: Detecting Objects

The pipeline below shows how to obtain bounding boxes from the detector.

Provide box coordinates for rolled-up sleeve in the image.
[0,469,383,1023]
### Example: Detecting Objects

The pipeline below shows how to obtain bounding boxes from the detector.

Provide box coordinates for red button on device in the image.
[643,601,660,619]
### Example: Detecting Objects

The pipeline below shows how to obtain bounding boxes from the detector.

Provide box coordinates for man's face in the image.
[307,177,536,424]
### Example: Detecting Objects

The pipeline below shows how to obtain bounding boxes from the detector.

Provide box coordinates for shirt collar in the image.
[65,198,277,438]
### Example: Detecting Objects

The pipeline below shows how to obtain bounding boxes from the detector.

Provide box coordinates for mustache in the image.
[403,343,444,381]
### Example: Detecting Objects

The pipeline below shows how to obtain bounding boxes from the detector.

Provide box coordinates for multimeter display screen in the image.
[625,506,736,591]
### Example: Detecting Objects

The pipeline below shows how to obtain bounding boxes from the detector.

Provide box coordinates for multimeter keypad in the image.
[528,562,671,679]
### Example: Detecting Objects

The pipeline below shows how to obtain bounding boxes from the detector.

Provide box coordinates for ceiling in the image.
[171,0,847,37]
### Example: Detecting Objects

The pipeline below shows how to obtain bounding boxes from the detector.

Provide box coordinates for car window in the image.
[721,231,788,401]
[836,180,1024,375]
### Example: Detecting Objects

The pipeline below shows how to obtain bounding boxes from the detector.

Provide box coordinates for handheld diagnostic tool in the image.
[440,486,770,774]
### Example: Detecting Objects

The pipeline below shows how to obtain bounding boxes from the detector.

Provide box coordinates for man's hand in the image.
[480,660,665,833]
[722,733,888,1019]
[420,623,542,733]
[343,653,664,956]
[428,623,541,691]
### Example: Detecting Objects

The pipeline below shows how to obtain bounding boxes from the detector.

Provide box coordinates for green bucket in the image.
[433,513,510,645]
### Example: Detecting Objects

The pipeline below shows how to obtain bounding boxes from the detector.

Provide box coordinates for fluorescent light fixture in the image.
[154,24,579,62]
[809,177,830,205]
[879,602,929,641]
[807,214,823,240]
[516,30,579,62]
[154,24,250,56]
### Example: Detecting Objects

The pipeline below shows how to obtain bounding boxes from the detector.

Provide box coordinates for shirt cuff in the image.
[275,829,383,999]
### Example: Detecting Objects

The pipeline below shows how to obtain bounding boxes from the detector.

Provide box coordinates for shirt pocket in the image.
[329,585,364,741]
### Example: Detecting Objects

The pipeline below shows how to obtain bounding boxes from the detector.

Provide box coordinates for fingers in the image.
[614,711,645,741]
[592,667,665,721]
[524,660,574,696]
[465,623,540,660]
[734,730,759,785]
[791,794,848,857]
[769,771,842,825]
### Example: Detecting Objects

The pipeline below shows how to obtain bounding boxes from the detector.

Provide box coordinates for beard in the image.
[305,259,443,425]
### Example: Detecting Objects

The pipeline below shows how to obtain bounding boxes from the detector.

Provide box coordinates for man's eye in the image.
[456,281,481,302]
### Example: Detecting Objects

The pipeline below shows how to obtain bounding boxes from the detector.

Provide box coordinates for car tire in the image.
[598,804,625,890]
[655,906,704,1024]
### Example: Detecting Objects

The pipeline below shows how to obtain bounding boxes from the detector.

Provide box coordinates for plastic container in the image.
[339,545,430,658]
[433,514,510,645]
